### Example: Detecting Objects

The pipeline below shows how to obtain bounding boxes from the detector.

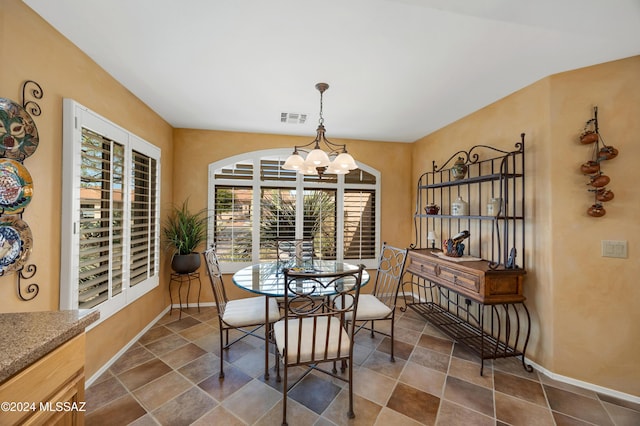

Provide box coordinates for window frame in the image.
[61,99,161,328]
[208,149,380,273]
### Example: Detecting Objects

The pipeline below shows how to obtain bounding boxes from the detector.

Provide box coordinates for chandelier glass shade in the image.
[282,83,358,176]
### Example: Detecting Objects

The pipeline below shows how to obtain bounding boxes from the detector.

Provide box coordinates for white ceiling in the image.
[24,0,640,142]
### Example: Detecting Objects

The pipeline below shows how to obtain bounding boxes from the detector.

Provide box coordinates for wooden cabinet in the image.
[406,249,525,304]
[0,334,86,425]
[404,135,531,374]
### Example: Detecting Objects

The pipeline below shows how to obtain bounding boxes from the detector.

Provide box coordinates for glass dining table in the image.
[231,260,370,379]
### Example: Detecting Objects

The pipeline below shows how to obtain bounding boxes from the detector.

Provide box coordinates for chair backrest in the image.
[203,247,228,315]
[282,265,364,364]
[372,243,408,308]
[276,238,315,268]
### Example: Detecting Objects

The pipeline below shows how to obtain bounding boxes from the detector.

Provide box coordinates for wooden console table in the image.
[404,248,532,375]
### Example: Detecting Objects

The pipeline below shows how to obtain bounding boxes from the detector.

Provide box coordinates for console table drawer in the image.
[407,249,525,304]
[442,266,480,293]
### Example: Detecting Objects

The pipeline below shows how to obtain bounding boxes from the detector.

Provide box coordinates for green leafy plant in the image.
[162,199,208,255]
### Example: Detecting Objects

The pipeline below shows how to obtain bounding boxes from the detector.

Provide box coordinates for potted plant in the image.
[162,199,208,274]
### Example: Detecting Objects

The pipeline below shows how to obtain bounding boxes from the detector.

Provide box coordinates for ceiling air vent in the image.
[280,112,307,124]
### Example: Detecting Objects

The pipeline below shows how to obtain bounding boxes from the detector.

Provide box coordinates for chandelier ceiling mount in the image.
[282,82,358,177]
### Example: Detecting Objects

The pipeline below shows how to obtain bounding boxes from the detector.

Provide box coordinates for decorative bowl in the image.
[424,203,440,215]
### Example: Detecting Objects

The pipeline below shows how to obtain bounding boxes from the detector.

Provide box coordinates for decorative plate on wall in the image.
[0,158,33,213]
[0,97,39,160]
[0,216,32,274]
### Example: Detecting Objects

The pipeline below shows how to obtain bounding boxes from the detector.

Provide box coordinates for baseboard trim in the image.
[527,359,640,404]
[86,306,171,387]
[398,291,640,404]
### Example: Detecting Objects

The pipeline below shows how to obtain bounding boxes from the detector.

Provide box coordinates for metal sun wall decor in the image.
[579,106,618,217]
[0,80,43,301]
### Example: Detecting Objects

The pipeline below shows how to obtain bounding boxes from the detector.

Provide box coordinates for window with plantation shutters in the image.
[61,99,161,326]
[77,130,124,308]
[208,149,380,272]
[213,185,253,262]
[303,189,337,260]
[130,151,158,286]
[344,189,376,259]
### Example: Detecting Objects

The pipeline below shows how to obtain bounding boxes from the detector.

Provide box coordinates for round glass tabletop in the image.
[231,260,369,297]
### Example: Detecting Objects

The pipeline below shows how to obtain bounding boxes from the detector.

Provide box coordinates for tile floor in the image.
[85,305,640,425]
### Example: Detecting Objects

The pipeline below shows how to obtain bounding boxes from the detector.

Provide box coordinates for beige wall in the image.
[1,0,175,378]
[412,56,640,396]
[172,128,413,301]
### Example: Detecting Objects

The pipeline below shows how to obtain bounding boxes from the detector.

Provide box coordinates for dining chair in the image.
[202,247,282,378]
[276,238,315,270]
[347,242,408,361]
[274,264,365,426]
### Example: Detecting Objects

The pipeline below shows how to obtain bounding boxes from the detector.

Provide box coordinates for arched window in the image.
[208,149,380,272]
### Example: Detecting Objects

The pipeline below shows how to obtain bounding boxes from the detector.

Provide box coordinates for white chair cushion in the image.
[222,296,281,327]
[273,316,350,364]
[336,294,392,321]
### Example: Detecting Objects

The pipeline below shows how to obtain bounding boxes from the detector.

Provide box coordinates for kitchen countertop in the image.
[0,309,99,384]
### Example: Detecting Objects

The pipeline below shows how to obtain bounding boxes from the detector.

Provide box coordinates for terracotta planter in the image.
[596,188,614,202]
[580,161,600,174]
[580,131,599,144]
[171,253,201,274]
[589,174,610,188]
[598,146,619,160]
[587,204,606,217]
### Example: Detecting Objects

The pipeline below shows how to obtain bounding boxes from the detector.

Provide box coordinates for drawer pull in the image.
[434,264,441,276]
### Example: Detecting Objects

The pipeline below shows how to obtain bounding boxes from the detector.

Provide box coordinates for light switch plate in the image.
[602,240,628,258]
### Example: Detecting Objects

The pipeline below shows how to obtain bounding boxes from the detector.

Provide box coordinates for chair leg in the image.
[370,320,375,338]
[282,363,288,426]
[275,334,281,382]
[264,321,270,380]
[347,358,355,419]
[390,317,395,362]
[219,328,225,379]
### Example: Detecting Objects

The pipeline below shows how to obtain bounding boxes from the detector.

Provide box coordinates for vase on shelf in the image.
[451,157,468,180]
[451,196,469,216]
[487,197,503,216]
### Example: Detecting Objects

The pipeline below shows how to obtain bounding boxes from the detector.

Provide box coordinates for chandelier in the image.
[282,83,358,176]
